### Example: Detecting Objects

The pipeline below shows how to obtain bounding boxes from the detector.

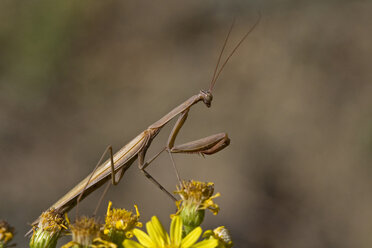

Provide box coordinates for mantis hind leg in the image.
[76,145,121,218]
[138,146,177,201]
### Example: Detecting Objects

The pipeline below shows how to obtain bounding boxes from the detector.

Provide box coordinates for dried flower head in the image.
[30,208,67,248]
[62,216,116,248]
[203,226,233,248]
[174,180,220,235]
[175,180,220,215]
[0,221,14,248]
[70,217,100,246]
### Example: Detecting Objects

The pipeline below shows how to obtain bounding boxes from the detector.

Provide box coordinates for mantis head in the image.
[200,89,213,108]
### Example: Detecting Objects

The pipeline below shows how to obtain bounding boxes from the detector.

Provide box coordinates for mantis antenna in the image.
[209,18,236,92]
[209,13,261,92]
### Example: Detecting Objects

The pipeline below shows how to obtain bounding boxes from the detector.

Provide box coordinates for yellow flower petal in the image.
[202,230,213,238]
[61,241,78,248]
[181,227,202,247]
[146,221,163,247]
[170,216,182,246]
[107,201,113,216]
[190,238,218,248]
[123,239,145,248]
[134,205,140,217]
[133,228,155,247]
[150,216,169,245]
[130,215,218,248]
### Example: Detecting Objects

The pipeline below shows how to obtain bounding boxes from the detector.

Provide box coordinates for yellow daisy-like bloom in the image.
[104,201,142,238]
[123,216,218,248]
[174,180,220,235]
[62,216,116,248]
[30,208,67,248]
[0,220,14,248]
[104,201,142,248]
[175,180,220,216]
[203,227,233,248]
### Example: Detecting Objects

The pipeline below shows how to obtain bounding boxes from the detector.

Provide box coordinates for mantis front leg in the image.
[137,109,230,201]
[165,109,230,181]
[167,109,230,155]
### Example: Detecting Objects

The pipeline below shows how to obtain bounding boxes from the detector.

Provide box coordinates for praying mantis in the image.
[29,16,260,231]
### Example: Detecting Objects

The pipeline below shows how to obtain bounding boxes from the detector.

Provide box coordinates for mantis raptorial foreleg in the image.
[163,109,230,184]
[167,110,190,149]
[170,133,230,155]
[166,109,230,155]
[136,109,230,201]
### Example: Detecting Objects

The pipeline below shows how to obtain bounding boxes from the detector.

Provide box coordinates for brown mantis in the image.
[29,16,260,232]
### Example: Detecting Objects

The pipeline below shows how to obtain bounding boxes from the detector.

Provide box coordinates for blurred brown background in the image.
[1,0,372,247]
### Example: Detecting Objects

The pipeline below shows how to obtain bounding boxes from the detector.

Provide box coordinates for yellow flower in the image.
[203,227,233,248]
[104,201,142,238]
[0,220,14,248]
[104,201,142,248]
[123,216,218,248]
[69,216,100,247]
[29,208,67,248]
[174,180,220,235]
[175,180,220,216]
[62,216,116,248]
